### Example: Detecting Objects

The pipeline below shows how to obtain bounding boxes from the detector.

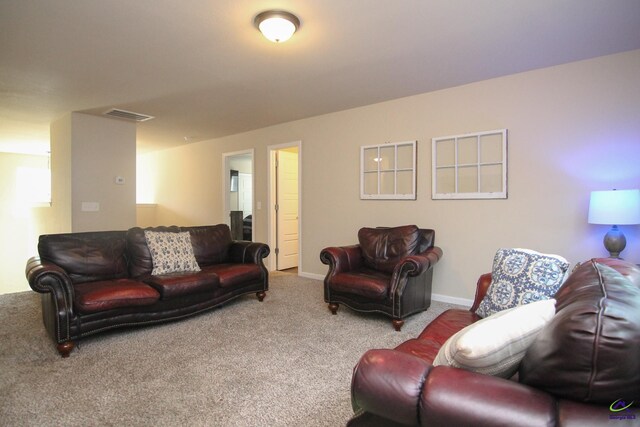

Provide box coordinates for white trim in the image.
[431,293,473,307]
[298,271,324,281]
[267,141,302,272]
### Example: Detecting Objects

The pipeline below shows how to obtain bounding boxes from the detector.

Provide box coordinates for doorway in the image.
[268,141,301,272]
[222,149,254,241]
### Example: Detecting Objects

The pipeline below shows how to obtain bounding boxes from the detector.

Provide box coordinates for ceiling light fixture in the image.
[254,10,300,43]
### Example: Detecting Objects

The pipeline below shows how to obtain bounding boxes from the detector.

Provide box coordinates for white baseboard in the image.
[432,293,473,307]
[298,271,325,281]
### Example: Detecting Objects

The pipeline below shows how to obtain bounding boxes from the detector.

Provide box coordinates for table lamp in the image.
[588,189,640,258]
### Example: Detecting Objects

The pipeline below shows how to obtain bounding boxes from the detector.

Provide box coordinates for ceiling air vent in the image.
[103,108,155,122]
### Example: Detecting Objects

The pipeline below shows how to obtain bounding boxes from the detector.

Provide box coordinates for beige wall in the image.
[68,113,137,231]
[144,50,640,301]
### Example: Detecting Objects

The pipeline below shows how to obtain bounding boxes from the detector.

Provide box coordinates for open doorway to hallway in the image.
[268,141,301,272]
[222,149,254,241]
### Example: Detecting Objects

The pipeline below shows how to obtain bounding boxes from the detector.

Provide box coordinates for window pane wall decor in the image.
[361,141,416,200]
[432,129,507,199]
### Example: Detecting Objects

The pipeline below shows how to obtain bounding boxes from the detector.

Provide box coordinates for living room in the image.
[1,1,640,425]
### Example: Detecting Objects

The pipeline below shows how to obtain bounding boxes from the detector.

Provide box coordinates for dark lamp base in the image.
[603,225,626,259]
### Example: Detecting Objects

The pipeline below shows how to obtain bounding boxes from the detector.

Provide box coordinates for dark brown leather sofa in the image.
[320,225,442,331]
[348,258,640,426]
[26,224,269,357]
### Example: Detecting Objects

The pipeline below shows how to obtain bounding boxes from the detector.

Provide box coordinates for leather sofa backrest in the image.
[358,225,421,273]
[38,231,128,284]
[519,258,640,404]
[181,224,232,267]
[126,226,180,277]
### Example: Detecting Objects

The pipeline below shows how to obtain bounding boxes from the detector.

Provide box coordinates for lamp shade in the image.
[588,189,640,225]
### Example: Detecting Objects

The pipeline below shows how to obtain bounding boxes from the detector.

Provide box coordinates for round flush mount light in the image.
[254,10,300,43]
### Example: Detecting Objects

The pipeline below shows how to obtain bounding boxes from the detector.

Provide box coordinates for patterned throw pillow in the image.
[433,299,556,378]
[144,230,201,275]
[475,248,569,318]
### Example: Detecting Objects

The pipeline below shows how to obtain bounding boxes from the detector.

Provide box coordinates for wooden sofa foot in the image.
[392,319,404,331]
[329,303,339,315]
[57,341,75,358]
[256,291,266,302]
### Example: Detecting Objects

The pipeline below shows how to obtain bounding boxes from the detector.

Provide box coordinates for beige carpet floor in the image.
[0,271,462,426]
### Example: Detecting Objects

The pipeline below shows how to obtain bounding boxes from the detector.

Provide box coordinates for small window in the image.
[432,129,507,199]
[16,165,51,206]
[361,141,416,200]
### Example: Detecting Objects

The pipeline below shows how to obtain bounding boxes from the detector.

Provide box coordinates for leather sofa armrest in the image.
[419,366,557,427]
[26,256,74,300]
[320,245,363,274]
[470,272,492,312]
[351,349,433,426]
[228,241,270,264]
[351,349,559,427]
[396,246,443,276]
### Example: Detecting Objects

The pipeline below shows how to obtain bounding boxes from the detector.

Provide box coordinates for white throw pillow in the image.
[144,230,201,275]
[433,298,556,378]
[475,248,569,318]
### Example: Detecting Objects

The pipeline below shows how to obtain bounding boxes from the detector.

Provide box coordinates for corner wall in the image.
[147,50,640,301]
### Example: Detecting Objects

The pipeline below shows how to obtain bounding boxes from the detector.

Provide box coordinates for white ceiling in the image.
[1,0,639,154]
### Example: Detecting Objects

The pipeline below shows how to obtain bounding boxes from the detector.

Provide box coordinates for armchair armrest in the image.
[470,272,492,312]
[396,246,443,276]
[351,349,560,427]
[320,245,363,274]
[228,241,270,264]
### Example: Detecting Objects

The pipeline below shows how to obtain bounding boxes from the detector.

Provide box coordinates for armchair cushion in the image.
[358,225,420,273]
[328,268,390,300]
[433,298,556,378]
[475,248,569,318]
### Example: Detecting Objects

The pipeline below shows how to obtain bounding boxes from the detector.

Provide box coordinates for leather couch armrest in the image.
[351,349,558,427]
[26,256,74,300]
[419,366,557,427]
[470,272,492,312]
[320,245,363,274]
[396,246,443,276]
[351,349,433,426]
[228,241,270,264]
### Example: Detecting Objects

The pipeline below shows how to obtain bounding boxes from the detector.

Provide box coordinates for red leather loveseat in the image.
[348,258,640,426]
[26,224,269,357]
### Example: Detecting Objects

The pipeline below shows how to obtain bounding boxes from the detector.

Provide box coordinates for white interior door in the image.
[276,150,298,270]
[238,172,252,216]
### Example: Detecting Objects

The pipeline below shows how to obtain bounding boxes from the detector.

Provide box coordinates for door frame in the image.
[222,149,254,241]
[267,141,302,272]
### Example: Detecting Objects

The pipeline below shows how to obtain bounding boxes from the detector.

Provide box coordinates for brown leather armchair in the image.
[347,258,640,426]
[320,225,442,331]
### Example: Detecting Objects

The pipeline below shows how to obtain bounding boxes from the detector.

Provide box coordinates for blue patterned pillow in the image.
[475,248,569,318]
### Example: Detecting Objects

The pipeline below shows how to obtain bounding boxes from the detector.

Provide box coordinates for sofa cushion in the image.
[144,230,201,275]
[433,299,556,378]
[520,259,640,404]
[127,226,180,277]
[203,263,262,289]
[183,225,232,266]
[328,268,390,300]
[144,269,220,300]
[73,279,160,314]
[358,225,420,273]
[475,248,569,318]
[38,231,129,284]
